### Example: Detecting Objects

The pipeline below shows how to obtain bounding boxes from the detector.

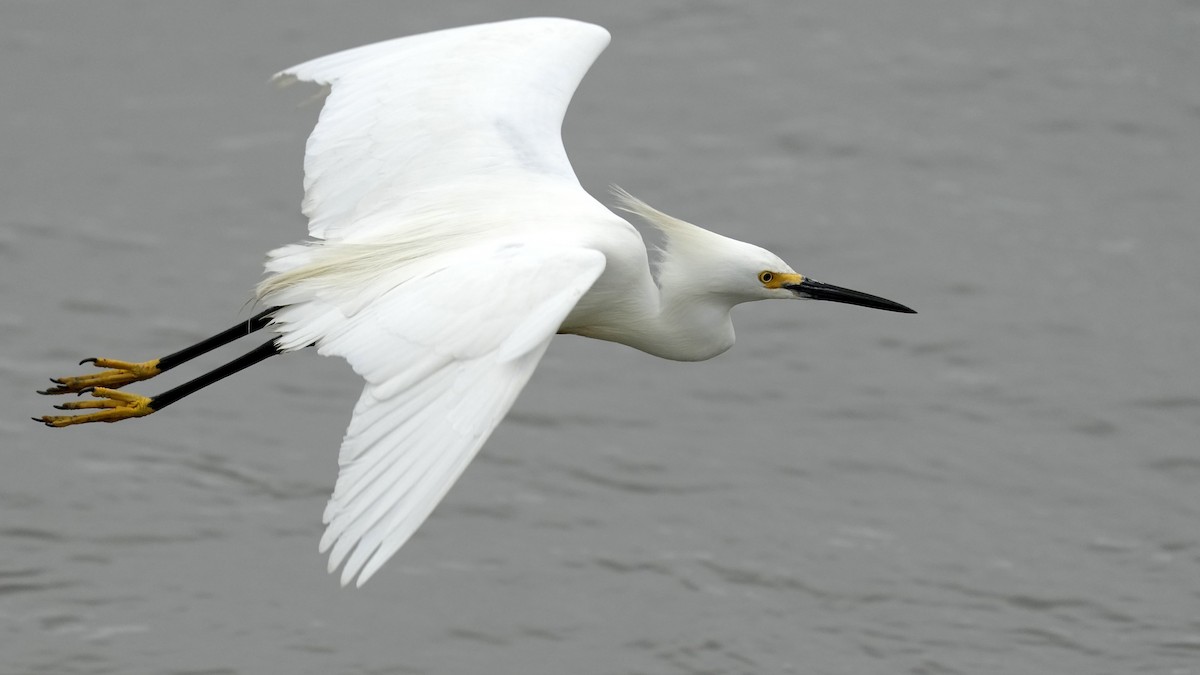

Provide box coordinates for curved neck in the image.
[642,291,737,361]
[572,283,737,362]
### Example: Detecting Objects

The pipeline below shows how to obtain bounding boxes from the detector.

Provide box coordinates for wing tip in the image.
[272,17,610,89]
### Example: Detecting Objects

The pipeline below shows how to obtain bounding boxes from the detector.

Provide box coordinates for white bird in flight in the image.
[37,18,914,586]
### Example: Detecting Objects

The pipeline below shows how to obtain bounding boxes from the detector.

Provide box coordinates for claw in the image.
[37,387,155,427]
[37,378,65,395]
[38,358,162,395]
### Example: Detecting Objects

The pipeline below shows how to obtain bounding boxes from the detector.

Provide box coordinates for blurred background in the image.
[2,2,1198,673]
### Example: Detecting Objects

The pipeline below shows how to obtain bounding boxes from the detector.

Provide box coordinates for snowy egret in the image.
[36,18,914,586]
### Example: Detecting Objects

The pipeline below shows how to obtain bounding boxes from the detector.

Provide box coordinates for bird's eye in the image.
[758,271,774,284]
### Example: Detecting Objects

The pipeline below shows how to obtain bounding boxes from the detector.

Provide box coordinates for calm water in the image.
[3,2,1199,673]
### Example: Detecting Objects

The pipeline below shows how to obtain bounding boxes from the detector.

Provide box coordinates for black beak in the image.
[785,278,916,314]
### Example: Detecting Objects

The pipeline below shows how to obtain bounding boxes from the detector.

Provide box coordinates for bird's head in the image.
[615,188,915,314]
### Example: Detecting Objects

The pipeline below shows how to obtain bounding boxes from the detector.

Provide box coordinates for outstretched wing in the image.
[269,245,605,586]
[274,18,611,241]
[264,18,615,585]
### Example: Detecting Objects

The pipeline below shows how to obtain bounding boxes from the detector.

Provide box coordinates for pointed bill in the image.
[786,278,916,314]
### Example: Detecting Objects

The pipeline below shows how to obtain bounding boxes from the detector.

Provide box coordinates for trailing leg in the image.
[37,338,282,427]
[38,306,280,395]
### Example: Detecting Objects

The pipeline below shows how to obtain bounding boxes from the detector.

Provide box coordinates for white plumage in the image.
[255,18,913,586]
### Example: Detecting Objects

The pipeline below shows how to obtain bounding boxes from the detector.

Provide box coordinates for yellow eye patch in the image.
[758,271,803,289]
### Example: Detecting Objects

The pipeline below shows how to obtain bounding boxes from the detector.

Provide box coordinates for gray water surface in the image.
[3,2,1199,674]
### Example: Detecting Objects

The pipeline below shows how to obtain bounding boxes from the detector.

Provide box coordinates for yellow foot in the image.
[36,387,155,427]
[38,358,161,395]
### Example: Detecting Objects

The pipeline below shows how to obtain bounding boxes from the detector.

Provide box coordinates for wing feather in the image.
[273,245,606,586]
[274,18,611,241]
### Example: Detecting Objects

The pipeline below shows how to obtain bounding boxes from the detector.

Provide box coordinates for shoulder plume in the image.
[611,186,712,244]
[611,186,734,264]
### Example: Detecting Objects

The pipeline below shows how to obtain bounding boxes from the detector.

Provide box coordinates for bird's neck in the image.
[645,289,737,361]
[571,283,737,362]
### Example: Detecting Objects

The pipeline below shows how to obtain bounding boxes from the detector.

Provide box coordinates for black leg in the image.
[151,338,282,411]
[155,306,281,373]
